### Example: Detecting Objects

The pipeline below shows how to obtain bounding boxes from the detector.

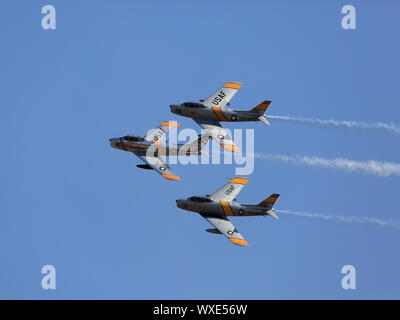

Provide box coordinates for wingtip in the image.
[229,177,249,185]
[229,238,249,246]
[223,82,243,90]
[220,143,240,152]
[161,121,180,128]
[161,173,181,181]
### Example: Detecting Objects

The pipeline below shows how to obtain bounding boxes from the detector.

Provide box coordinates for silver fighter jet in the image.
[109,121,210,181]
[176,177,279,246]
[170,82,272,152]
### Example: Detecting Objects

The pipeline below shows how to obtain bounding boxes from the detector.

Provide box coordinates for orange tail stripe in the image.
[263,194,279,203]
[263,199,278,203]
[254,101,271,110]
[212,106,228,121]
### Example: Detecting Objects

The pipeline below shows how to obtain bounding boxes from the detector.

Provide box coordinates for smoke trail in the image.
[267,115,400,136]
[253,153,400,177]
[276,209,400,231]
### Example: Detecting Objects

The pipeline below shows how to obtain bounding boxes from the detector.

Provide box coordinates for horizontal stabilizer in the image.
[267,209,279,220]
[258,115,270,126]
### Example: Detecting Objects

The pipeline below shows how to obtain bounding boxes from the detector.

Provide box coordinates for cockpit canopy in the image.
[182,102,205,108]
[188,196,212,203]
[123,135,146,142]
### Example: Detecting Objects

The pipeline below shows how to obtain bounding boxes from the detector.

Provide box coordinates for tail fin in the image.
[258,193,280,219]
[258,193,280,209]
[250,100,272,126]
[250,100,272,115]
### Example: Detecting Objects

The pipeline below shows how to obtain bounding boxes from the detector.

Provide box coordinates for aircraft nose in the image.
[109,137,122,148]
[170,104,182,114]
[176,199,184,208]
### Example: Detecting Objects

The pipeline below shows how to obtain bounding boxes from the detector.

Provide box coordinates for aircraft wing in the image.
[202,82,242,108]
[133,150,181,181]
[194,118,239,152]
[202,215,248,246]
[144,121,179,142]
[209,177,248,202]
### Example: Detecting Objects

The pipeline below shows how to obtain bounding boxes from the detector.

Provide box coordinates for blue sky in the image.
[1,0,399,299]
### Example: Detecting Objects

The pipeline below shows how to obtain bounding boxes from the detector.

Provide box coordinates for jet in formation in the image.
[170,82,272,152]
[109,121,210,181]
[176,177,279,246]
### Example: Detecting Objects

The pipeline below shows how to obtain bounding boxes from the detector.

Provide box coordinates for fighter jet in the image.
[176,177,279,246]
[109,121,210,181]
[170,82,272,152]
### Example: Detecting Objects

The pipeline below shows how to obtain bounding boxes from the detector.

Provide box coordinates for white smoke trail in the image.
[267,115,400,136]
[276,209,400,231]
[253,153,400,177]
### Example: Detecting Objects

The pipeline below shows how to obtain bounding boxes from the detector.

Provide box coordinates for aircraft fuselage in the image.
[176,197,272,217]
[109,136,203,156]
[170,104,260,122]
